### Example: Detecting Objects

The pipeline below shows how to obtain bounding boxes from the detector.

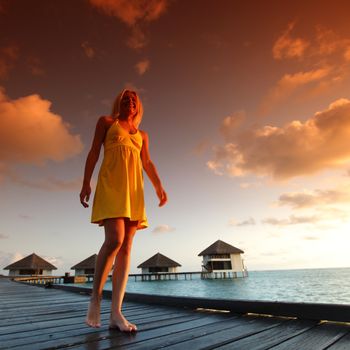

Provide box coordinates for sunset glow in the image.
[1,0,350,274]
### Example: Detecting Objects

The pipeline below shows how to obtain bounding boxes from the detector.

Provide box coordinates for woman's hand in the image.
[156,186,167,207]
[80,183,91,208]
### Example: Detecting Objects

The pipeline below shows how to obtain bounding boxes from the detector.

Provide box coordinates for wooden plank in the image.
[0,304,94,321]
[0,307,177,340]
[211,319,317,349]
[0,305,110,328]
[0,303,156,330]
[0,304,159,332]
[1,301,90,317]
[115,316,252,350]
[145,317,284,350]
[0,302,174,334]
[1,311,195,348]
[15,314,202,350]
[326,332,350,350]
[266,323,350,350]
[66,315,239,350]
[0,303,183,334]
[1,295,88,307]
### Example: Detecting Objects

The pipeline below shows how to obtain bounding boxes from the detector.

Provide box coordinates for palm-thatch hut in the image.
[4,253,57,276]
[137,253,181,274]
[198,240,247,278]
[71,254,97,275]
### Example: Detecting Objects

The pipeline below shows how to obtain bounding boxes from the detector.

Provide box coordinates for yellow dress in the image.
[91,119,148,229]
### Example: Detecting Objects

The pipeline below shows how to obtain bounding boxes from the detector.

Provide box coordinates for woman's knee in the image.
[118,239,133,256]
[103,226,124,252]
[103,218,124,252]
[103,236,123,252]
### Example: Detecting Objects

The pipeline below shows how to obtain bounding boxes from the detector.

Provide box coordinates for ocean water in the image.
[78,267,350,305]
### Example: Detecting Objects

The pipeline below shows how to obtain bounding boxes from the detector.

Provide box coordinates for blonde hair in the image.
[111,89,143,129]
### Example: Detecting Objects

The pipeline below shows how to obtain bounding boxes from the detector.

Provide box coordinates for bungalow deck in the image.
[0,277,350,350]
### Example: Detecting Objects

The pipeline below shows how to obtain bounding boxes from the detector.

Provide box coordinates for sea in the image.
[76,267,350,305]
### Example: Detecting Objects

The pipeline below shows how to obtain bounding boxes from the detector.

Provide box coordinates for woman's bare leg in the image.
[85,218,125,327]
[109,219,138,331]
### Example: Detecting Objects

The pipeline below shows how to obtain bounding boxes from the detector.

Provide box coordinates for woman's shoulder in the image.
[139,129,149,140]
[98,115,115,123]
[96,115,115,128]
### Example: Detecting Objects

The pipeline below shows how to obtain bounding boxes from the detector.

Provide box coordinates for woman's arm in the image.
[140,130,167,207]
[79,117,107,208]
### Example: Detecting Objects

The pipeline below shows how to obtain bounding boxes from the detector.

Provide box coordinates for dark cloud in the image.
[230,217,256,227]
[89,0,168,49]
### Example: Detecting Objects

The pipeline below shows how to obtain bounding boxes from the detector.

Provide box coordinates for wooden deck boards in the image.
[0,278,349,350]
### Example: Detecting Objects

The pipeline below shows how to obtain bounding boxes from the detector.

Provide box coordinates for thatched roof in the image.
[4,253,57,270]
[198,240,244,256]
[71,254,97,270]
[137,253,181,268]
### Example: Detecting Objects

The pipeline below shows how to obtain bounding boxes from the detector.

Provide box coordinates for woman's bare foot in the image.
[85,296,101,328]
[109,311,137,332]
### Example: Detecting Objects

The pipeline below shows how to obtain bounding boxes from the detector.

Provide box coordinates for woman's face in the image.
[120,91,137,117]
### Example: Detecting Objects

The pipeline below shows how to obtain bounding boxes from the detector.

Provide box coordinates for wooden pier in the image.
[201,270,248,279]
[129,271,202,281]
[1,277,350,349]
[12,271,247,285]
[11,272,203,284]
[13,275,65,284]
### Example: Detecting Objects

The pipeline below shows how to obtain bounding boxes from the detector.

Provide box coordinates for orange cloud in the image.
[314,26,350,56]
[90,0,167,25]
[262,207,349,227]
[135,59,150,75]
[209,98,350,180]
[273,24,350,61]
[261,67,331,113]
[127,27,148,50]
[89,0,168,49]
[344,47,350,62]
[277,187,350,209]
[262,215,319,226]
[267,24,350,112]
[220,111,246,141]
[278,68,331,89]
[0,88,83,165]
[273,22,309,60]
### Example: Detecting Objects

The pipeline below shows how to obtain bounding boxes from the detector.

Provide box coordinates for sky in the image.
[1,0,350,275]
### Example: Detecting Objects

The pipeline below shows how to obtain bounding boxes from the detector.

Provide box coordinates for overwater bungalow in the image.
[198,239,247,278]
[137,252,181,274]
[71,254,97,276]
[4,253,57,276]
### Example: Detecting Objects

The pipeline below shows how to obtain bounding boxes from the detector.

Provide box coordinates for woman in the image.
[79,89,167,331]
